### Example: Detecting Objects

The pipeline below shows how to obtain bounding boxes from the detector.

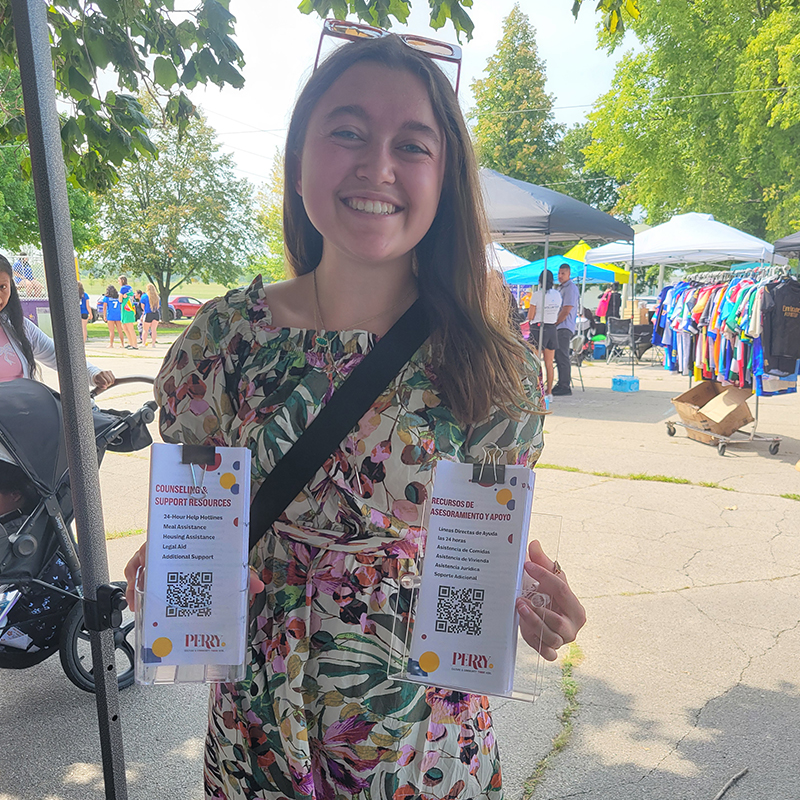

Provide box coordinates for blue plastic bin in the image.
[593,342,606,359]
[612,374,640,392]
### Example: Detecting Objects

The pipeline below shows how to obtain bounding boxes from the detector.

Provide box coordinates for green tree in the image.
[91,98,255,313]
[560,122,620,214]
[571,0,641,33]
[0,0,486,193]
[471,4,564,188]
[0,69,97,250]
[735,7,800,235]
[249,151,288,285]
[583,0,800,239]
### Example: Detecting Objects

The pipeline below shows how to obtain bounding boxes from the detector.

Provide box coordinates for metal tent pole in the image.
[581,264,588,310]
[10,3,128,798]
[538,236,549,358]
[631,241,636,377]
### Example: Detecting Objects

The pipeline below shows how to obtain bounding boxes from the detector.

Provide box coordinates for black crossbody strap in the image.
[249,299,429,549]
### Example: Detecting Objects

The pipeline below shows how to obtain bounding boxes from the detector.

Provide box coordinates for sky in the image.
[187,0,630,187]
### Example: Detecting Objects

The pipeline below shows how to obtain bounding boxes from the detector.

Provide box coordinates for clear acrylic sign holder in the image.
[134,568,247,685]
[134,443,250,685]
[387,457,562,703]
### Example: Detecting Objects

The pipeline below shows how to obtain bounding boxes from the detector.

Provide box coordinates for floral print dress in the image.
[154,278,544,800]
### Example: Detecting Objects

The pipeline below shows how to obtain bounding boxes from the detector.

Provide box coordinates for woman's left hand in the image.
[516,539,586,662]
[93,370,115,390]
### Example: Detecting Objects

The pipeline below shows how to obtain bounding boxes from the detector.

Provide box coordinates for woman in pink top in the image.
[0,255,114,388]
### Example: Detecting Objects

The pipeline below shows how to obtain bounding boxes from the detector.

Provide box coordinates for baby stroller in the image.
[0,378,156,692]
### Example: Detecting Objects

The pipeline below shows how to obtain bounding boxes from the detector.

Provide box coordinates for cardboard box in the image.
[671,382,754,445]
[622,301,649,325]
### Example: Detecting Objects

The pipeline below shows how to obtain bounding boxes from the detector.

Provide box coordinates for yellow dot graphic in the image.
[418,651,440,673]
[219,472,236,489]
[152,637,173,658]
[496,488,513,505]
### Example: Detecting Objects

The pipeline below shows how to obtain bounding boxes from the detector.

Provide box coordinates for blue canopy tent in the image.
[504,256,619,285]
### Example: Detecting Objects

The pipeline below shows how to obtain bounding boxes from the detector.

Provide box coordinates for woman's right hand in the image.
[123,541,266,612]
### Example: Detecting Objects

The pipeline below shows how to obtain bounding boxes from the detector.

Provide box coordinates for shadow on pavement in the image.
[533,674,800,800]
[0,654,207,799]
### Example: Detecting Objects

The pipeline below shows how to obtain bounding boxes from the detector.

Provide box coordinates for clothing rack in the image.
[693,264,791,284]
[657,270,794,456]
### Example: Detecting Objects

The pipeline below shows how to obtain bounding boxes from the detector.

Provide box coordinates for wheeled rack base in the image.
[665,420,781,457]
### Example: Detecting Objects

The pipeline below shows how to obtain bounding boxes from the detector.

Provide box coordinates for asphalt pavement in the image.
[1,340,798,800]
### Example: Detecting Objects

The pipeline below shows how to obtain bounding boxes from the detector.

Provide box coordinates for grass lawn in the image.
[80,279,236,339]
[79,279,236,302]
[86,317,192,340]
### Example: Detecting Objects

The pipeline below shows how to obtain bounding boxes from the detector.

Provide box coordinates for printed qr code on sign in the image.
[165,571,213,618]
[435,585,484,636]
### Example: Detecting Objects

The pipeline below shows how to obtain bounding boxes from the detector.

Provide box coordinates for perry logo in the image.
[185,633,225,650]
[452,652,493,670]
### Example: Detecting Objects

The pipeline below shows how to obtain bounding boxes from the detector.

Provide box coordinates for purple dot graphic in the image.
[231,483,240,495]
[506,499,516,511]
[511,477,517,486]
[233,460,240,470]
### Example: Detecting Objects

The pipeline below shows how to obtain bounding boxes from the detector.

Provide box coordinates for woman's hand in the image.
[93,370,115,390]
[249,567,265,597]
[123,541,266,612]
[516,539,586,662]
[123,542,145,611]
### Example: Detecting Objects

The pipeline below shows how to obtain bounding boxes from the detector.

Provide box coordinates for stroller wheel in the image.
[59,581,135,693]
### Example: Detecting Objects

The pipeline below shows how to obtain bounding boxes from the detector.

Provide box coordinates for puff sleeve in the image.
[463,349,545,468]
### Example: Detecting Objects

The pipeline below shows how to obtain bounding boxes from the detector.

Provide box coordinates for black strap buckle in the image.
[83,584,127,631]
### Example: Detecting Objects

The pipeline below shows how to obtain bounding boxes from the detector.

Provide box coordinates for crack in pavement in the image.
[681,548,702,574]
[583,571,800,600]
[740,617,800,682]
[632,607,800,792]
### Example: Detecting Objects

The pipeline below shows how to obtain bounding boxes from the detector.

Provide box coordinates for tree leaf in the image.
[153,56,179,89]
[60,117,84,147]
[67,66,94,99]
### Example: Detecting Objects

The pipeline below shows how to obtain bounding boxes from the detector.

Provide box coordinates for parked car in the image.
[169,295,204,318]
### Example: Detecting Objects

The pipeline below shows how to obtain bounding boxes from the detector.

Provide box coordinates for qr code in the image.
[435,585,484,636]
[165,571,212,618]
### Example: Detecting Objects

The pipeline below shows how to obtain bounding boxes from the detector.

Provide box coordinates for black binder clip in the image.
[472,445,505,486]
[181,445,216,491]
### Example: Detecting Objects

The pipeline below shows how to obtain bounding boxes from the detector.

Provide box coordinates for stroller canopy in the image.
[0,379,68,493]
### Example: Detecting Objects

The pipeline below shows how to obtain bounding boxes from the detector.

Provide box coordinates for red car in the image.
[169,295,205,318]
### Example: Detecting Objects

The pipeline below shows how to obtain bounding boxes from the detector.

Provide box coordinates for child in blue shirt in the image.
[97,285,124,348]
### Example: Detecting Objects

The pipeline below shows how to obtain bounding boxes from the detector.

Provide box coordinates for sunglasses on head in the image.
[314,18,463,94]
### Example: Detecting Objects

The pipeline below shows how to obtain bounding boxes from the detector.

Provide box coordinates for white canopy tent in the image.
[585,212,788,267]
[486,242,530,271]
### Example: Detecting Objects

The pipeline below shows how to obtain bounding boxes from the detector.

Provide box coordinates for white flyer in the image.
[140,443,251,668]
[408,459,534,696]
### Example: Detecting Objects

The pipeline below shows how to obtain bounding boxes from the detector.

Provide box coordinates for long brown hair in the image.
[283,35,534,424]
[0,255,36,377]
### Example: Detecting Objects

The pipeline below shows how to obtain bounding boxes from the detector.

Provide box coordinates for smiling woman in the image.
[294,62,445,300]
[125,27,585,800]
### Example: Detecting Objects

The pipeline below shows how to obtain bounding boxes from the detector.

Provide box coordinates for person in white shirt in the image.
[527,269,562,398]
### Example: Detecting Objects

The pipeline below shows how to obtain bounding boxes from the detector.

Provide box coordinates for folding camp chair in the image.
[569,334,585,391]
[606,317,636,364]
